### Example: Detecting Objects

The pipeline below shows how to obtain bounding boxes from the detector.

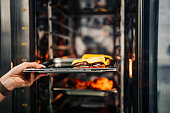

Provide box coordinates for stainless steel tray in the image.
[52,88,117,96]
[41,58,78,68]
[23,67,117,73]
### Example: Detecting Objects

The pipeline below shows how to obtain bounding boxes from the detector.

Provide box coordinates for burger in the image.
[72,54,113,68]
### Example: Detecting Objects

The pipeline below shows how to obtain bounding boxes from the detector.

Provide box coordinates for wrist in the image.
[0,75,15,91]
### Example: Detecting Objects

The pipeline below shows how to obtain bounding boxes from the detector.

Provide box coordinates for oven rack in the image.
[51,19,74,32]
[52,88,117,97]
[23,67,117,73]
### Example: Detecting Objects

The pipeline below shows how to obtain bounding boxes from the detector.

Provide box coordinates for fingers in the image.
[26,73,47,86]
[32,63,44,68]
[22,62,44,69]
[9,62,44,76]
[6,62,47,88]
[29,72,35,86]
[18,72,36,87]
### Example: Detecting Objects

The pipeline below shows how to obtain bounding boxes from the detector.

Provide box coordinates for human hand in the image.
[0,62,46,91]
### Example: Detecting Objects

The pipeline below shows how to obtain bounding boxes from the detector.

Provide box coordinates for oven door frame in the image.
[137,0,159,113]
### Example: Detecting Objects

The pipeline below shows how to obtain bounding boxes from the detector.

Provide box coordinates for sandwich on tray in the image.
[72,54,113,68]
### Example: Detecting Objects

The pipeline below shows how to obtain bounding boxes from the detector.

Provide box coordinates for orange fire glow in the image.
[129,59,133,79]
[74,77,114,91]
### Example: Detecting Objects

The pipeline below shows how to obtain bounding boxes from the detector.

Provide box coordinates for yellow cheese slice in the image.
[82,54,113,60]
[72,56,108,65]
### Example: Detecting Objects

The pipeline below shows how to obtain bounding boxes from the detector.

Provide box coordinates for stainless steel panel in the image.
[0,1,11,73]
[10,0,31,113]
[120,0,125,112]
[0,0,12,113]
[138,0,159,113]
[11,0,30,63]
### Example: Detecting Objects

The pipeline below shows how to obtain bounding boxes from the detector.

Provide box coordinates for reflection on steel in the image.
[51,93,63,103]
[120,0,125,112]
[48,0,53,59]
[48,1,53,113]
[138,1,142,113]
[0,0,12,113]
[23,67,117,73]
[68,17,74,57]
[0,0,11,73]
[129,59,133,79]
[52,88,118,96]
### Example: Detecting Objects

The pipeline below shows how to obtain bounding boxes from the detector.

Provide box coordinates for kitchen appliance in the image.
[0,0,160,113]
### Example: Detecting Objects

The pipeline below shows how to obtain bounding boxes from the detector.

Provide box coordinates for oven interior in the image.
[11,0,137,113]
[36,0,122,113]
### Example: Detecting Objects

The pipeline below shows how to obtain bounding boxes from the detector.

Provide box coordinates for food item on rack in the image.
[88,77,113,91]
[72,56,107,68]
[72,54,113,68]
[82,54,113,67]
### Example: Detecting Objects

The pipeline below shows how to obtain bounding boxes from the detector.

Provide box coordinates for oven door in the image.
[136,0,170,113]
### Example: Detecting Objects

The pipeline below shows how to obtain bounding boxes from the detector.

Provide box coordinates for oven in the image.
[34,1,123,113]
[0,0,162,113]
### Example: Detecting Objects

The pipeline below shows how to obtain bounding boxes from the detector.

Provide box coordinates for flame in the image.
[89,77,113,91]
[45,52,49,59]
[74,78,89,89]
[11,62,13,69]
[132,53,136,61]
[36,60,41,64]
[35,49,49,63]
[52,93,63,103]
[74,77,114,91]
[129,59,133,79]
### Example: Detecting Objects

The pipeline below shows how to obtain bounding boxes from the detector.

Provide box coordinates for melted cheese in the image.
[72,56,109,65]
[82,54,113,60]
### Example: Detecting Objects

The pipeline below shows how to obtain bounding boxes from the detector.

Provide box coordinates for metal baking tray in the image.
[41,58,78,68]
[52,88,117,96]
[39,58,118,68]
[23,67,117,73]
